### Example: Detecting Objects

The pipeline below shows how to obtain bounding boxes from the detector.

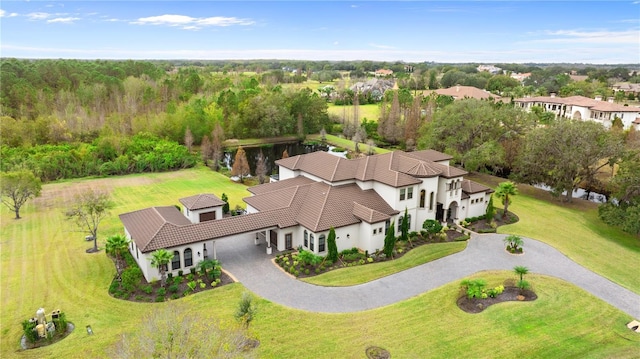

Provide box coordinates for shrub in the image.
[155,295,165,302]
[53,312,67,334]
[460,278,487,299]
[178,270,183,277]
[190,267,196,275]
[305,269,310,275]
[167,273,173,279]
[171,293,181,300]
[215,278,221,284]
[22,319,38,343]
[210,281,217,287]
[168,284,179,293]
[315,268,320,274]
[135,295,145,301]
[186,273,194,281]
[367,257,374,263]
[187,280,197,291]
[121,266,143,292]
[157,287,166,296]
[173,276,183,285]
[141,285,153,295]
[109,281,120,294]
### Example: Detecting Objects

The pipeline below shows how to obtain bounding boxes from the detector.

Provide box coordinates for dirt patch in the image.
[457,286,537,314]
[366,346,391,359]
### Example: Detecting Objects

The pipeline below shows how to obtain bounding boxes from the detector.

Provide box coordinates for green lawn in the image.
[302,242,466,286]
[327,103,380,122]
[1,168,639,358]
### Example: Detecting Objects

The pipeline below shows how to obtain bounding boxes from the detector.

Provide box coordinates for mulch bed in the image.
[366,346,391,359]
[464,210,519,233]
[109,269,235,303]
[457,286,537,313]
[20,323,75,350]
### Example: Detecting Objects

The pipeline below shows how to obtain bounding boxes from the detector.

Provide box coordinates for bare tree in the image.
[65,188,113,253]
[200,135,212,165]
[255,150,268,184]
[404,95,422,151]
[211,122,225,171]
[231,147,250,183]
[110,304,256,358]
[184,127,194,152]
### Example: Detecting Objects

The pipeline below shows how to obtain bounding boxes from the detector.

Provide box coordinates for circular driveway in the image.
[216,233,640,317]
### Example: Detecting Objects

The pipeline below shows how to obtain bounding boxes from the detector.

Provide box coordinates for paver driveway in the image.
[216,233,640,317]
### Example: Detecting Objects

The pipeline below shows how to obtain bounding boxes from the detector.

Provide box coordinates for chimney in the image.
[607,97,614,103]
[595,95,602,101]
[550,93,556,98]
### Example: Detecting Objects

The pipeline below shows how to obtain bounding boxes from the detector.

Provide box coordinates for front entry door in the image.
[285,233,292,249]
[270,230,277,247]
[436,203,444,222]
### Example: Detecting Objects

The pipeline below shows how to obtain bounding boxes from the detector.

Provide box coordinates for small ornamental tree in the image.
[504,234,524,253]
[282,149,289,159]
[65,188,113,253]
[514,265,529,282]
[495,181,518,218]
[235,292,257,329]
[383,222,396,258]
[221,193,230,214]
[327,227,338,262]
[400,208,409,242]
[150,249,173,287]
[423,219,443,240]
[231,146,250,183]
[106,234,130,278]
[485,195,495,223]
[0,170,42,219]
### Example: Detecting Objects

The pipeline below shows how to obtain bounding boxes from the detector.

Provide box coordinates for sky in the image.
[0,1,639,64]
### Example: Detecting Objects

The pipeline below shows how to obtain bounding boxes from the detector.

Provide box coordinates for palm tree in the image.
[514,265,529,282]
[495,181,519,218]
[196,259,221,280]
[150,249,173,287]
[105,234,130,278]
[503,234,524,253]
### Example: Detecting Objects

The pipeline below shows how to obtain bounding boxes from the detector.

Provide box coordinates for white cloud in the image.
[333,41,339,45]
[27,12,51,20]
[131,14,254,30]
[534,29,640,44]
[47,17,80,24]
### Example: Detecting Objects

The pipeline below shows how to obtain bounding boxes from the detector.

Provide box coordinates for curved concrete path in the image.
[217,233,640,317]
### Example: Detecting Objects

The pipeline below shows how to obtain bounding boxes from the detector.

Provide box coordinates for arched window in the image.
[184,248,193,267]
[420,190,426,208]
[304,230,308,247]
[318,234,326,252]
[429,192,434,210]
[171,251,181,271]
[310,234,315,251]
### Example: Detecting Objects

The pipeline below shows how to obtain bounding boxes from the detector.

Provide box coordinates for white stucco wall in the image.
[182,206,223,224]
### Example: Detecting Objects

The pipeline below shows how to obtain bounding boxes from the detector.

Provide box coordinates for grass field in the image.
[327,103,380,122]
[1,167,639,358]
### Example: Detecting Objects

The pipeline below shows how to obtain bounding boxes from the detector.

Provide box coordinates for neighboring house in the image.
[120,149,493,282]
[374,69,394,77]
[514,94,640,130]
[477,65,502,74]
[431,85,503,101]
[510,72,531,83]
[350,78,394,101]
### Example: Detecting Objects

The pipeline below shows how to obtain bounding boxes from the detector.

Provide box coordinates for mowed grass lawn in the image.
[328,103,380,122]
[1,167,639,358]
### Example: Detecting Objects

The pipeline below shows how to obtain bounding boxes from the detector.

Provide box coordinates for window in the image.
[184,248,193,267]
[420,190,426,208]
[318,234,326,252]
[429,192,434,210]
[171,251,180,270]
[407,187,413,200]
[304,230,308,247]
[400,188,406,201]
[398,214,412,232]
[385,220,390,234]
[203,243,208,259]
[310,234,315,251]
[379,227,383,233]
[373,228,377,234]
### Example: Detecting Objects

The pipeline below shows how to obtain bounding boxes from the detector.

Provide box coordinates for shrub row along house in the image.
[120,149,493,282]
[514,94,640,130]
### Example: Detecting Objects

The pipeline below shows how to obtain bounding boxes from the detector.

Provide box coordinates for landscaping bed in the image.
[108,254,234,302]
[462,210,519,233]
[276,229,469,279]
[457,286,537,313]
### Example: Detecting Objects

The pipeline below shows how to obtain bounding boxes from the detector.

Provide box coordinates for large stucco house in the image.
[514,94,640,130]
[120,149,493,282]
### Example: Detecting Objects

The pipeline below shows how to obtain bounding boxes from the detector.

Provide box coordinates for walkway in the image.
[216,233,640,318]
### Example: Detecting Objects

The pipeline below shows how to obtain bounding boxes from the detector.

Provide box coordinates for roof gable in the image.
[179,193,225,210]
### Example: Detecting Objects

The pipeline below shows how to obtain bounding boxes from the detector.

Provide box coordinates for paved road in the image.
[216,233,640,318]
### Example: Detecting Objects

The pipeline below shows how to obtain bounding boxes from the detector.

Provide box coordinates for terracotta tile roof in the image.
[462,179,494,194]
[432,86,502,101]
[179,193,225,210]
[277,149,463,186]
[122,179,398,252]
[514,95,640,113]
[247,176,315,195]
